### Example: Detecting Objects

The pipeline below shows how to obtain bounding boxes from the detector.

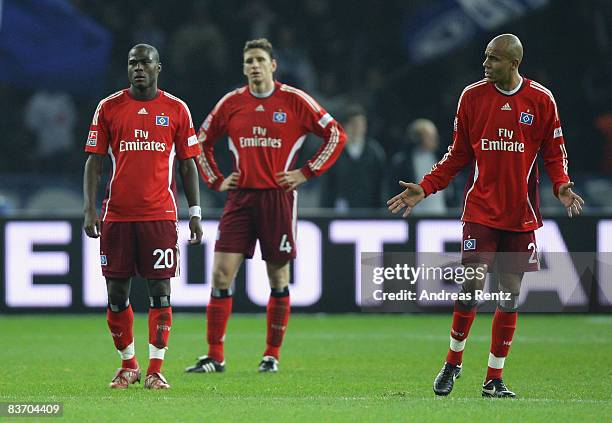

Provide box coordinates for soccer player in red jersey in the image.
[387,34,585,397]
[186,38,346,373]
[83,44,203,390]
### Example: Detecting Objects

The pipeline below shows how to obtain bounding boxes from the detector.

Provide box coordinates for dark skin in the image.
[83,44,203,303]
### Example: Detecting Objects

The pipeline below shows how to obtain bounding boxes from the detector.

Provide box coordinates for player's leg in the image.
[257,190,297,373]
[106,277,141,388]
[207,253,241,366]
[482,229,537,397]
[100,221,141,389]
[134,221,179,389]
[193,252,244,373]
[433,263,487,395]
[185,190,257,372]
[482,272,521,398]
[434,222,499,396]
[143,278,172,389]
[185,252,244,373]
[258,260,291,372]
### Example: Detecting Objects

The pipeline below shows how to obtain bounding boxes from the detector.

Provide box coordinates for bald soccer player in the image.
[387,34,584,398]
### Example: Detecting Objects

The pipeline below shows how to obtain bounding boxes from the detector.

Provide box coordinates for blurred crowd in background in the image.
[0,0,610,215]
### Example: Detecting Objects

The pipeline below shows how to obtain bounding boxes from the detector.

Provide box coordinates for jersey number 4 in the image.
[279,234,292,253]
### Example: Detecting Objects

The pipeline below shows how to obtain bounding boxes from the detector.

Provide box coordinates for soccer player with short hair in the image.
[387,34,584,397]
[83,44,203,390]
[186,38,346,373]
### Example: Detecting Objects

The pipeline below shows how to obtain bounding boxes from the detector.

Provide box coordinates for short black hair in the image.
[129,43,160,62]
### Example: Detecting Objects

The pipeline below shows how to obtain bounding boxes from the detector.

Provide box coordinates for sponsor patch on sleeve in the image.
[554,127,563,138]
[317,113,333,128]
[86,131,98,147]
[187,135,198,146]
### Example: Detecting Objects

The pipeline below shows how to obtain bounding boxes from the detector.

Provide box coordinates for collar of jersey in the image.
[249,84,275,99]
[494,76,523,96]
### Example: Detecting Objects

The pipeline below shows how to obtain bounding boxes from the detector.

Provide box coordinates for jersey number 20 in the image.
[153,248,175,269]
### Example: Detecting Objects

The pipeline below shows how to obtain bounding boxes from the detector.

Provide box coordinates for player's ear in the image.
[157,62,162,73]
[271,59,277,73]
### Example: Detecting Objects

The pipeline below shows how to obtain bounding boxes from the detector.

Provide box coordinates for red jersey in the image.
[85,89,201,222]
[196,81,346,190]
[420,78,570,232]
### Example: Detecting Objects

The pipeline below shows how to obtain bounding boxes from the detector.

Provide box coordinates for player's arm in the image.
[419,104,473,197]
[83,153,103,238]
[276,91,347,192]
[83,101,109,238]
[179,158,203,244]
[540,100,584,217]
[196,100,237,192]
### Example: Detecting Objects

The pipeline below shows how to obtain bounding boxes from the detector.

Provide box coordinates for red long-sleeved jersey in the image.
[197,81,346,190]
[420,78,570,232]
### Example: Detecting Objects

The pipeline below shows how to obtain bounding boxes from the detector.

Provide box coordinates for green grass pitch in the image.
[1,314,611,422]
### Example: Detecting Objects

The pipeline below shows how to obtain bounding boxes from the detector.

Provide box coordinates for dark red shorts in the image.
[461,221,539,273]
[216,189,297,261]
[100,220,179,279]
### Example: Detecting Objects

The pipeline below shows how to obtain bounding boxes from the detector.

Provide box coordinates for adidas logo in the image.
[501,103,512,111]
[255,104,265,112]
[138,107,148,115]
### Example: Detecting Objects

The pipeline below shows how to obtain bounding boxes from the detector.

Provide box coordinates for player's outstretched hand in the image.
[558,182,585,218]
[276,169,307,192]
[219,172,240,192]
[386,181,425,218]
[188,216,203,245]
[83,209,101,238]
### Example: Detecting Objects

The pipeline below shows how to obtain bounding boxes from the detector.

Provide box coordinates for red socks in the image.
[107,305,138,369]
[486,309,517,380]
[206,296,233,362]
[147,306,172,375]
[264,293,290,360]
[446,301,477,366]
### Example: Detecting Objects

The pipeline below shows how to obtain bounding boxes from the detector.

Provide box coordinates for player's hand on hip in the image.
[219,172,240,192]
[83,209,101,238]
[276,169,307,192]
[188,216,203,245]
[386,181,425,218]
[558,182,585,218]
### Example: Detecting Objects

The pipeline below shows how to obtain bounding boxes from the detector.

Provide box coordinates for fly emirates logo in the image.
[239,126,282,148]
[119,129,166,152]
[481,128,525,153]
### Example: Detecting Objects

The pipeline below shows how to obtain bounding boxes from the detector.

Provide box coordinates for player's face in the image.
[128,48,161,89]
[243,48,276,85]
[482,43,513,84]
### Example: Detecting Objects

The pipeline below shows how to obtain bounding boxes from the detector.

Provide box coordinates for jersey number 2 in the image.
[527,242,538,264]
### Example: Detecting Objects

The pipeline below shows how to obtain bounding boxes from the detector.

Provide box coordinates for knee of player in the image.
[211,267,234,288]
[268,279,289,290]
[497,292,520,312]
[147,278,171,297]
[106,278,131,301]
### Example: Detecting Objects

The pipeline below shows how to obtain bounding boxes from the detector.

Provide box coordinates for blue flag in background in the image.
[402,0,549,64]
[0,0,111,95]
